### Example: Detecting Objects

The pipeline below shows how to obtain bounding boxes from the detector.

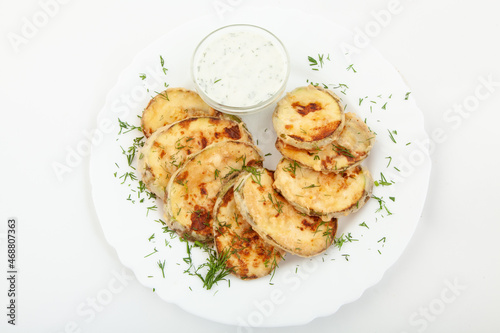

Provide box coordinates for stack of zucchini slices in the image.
[272,84,375,221]
[137,85,375,281]
[138,88,284,280]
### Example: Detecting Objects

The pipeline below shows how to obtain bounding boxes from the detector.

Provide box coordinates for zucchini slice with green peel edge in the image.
[276,112,375,172]
[273,85,345,150]
[273,157,373,219]
[213,178,285,280]
[138,116,253,200]
[234,169,337,258]
[164,140,263,243]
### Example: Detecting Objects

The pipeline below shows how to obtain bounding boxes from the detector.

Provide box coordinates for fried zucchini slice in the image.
[137,117,253,200]
[141,87,220,137]
[213,179,285,280]
[164,141,263,243]
[272,85,344,150]
[234,169,337,257]
[274,158,373,219]
[275,112,375,172]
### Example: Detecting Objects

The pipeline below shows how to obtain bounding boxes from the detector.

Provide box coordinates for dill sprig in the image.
[199,247,235,290]
[387,129,397,143]
[268,193,284,214]
[302,184,320,189]
[371,195,393,216]
[154,90,170,101]
[334,232,358,251]
[144,248,158,258]
[332,82,349,95]
[332,143,355,158]
[283,160,300,176]
[307,53,329,71]
[119,136,144,168]
[267,252,284,284]
[174,136,194,150]
[374,172,394,186]
[182,240,235,290]
[314,220,335,247]
[157,260,166,278]
[243,165,263,187]
[346,64,357,73]
[160,55,168,76]
[117,118,142,135]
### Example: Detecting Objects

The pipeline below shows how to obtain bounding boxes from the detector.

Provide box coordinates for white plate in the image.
[89,7,431,328]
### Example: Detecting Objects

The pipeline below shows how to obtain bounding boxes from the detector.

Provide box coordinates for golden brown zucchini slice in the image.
[137,117,253,200]
[213,179,285,280]
[272,85,344,149]
[233,169,337,257]
[141,87,220,137]
[273,158,373,219]
[275,112,375,172]
[164,141,263,243]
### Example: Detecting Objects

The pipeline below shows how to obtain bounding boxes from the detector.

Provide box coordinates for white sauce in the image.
[193,27,288,108]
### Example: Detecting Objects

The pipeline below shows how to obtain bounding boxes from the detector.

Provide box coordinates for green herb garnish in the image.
[182,240,236,290]
[388,129,397,143]
[302,184,320,189]
[283,160,300,176]
[268,193,284,214]
[346,64,357,73]
[332,144,355,158]
[157,259,166,278]
[374,172,393,186]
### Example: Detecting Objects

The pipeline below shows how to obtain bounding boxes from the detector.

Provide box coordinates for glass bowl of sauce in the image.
[191,24,290,115]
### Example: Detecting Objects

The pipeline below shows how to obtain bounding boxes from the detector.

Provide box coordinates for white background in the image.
[1,0,499,332]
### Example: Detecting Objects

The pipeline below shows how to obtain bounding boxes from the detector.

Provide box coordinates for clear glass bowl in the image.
[191,24,290,115]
